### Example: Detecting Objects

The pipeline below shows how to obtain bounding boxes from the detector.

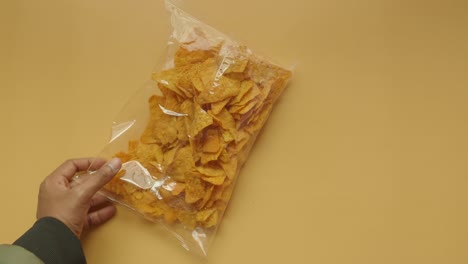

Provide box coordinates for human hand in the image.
[36,158,122,238]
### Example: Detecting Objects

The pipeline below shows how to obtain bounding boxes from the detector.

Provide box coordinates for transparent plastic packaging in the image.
[96,0,292,256]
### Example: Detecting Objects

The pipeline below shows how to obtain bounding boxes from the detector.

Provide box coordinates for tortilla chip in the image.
[190,104,213,137]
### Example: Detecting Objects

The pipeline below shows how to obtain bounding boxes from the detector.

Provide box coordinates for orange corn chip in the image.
[197,184,214,209]
[163,146,179,165]
[210,97,231,115]
[197,77,240,105]
[190,104,213,137]
[199,145,224,164]
[231,80,254,105]
[197,165,225,177]
[202,128,220,153]
[196,208,216,222]
[168,146,193,182]
[202,175,226,186]
[185,176,206,204]
[171,182,186,196]
[220,158,238,180]
[204,210,219,228]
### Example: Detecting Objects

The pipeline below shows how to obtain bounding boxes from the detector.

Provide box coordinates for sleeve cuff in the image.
[13,217,86,264]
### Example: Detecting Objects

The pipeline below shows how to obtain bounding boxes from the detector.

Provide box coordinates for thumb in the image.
[77,158,122,200]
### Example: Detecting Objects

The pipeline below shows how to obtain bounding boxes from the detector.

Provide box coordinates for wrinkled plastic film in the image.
[94,0,292,256]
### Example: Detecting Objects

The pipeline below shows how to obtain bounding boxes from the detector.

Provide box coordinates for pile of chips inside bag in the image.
[99,0,292,256]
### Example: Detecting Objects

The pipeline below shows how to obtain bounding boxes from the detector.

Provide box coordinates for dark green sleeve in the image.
[13,217,86,264]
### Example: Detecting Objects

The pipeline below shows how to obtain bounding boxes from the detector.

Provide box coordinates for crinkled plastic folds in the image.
[98,0,292,256]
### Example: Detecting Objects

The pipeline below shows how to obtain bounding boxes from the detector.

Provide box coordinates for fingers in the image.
[77,158,122,200]
[51,158,106,181]
[90,194,110,208]
[86,204,117,229]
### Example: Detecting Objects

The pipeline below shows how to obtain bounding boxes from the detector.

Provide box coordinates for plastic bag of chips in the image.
[97,0,292,256]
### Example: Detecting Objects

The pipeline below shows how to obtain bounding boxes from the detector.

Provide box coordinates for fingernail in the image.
[107,158,121,173]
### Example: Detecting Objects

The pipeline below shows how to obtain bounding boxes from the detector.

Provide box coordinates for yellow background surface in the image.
[1,0,467,263]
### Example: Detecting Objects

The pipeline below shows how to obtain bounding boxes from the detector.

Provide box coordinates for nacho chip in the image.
[229,99,258,115]
[176,209,197,230]
[204,210,219,228]
[171,183,186,196]
[197,77,240,104]
[211,108,236,137]
[231,80,254,105]
[202,128,221,153]
[202,175,226,186]
[234,82,261,107]
[163,146,179,165]
[196,208,216,222]
[200,145,224,164]
[197,184,214,209]
[185,176,206,204]
[197,165,225,177]
[218,148,231,163]
[190,104,213,137]
[153,70,186,98]
[168,146,193,181]
[225,58,248,74]
[221,158,238,180]
[191,76,205,93]
[114,152,133,163]
[210,97,231,115]
[174,31,220,67]
[221,130,235,143]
